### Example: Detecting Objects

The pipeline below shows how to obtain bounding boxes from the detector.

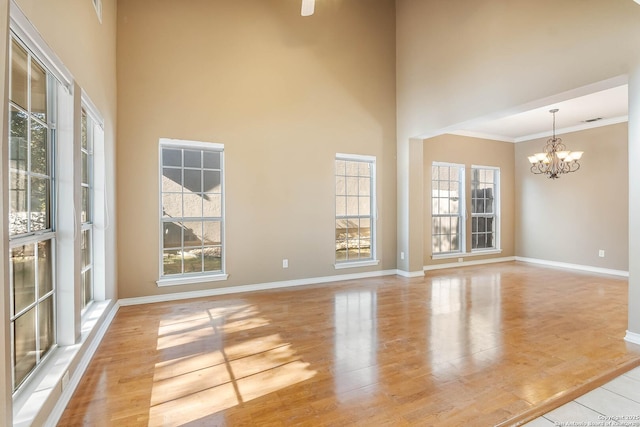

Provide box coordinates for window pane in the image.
[10,107,28,171]
[82,269,93,307]
[183,169,202,193]
[336,196,346,217]
[203,171,221,193]
[203,194,221,218]
[184,150,201,168]
[162,148,181,167]
[203,247,222,272]
[450,233,460,251]
[82,186,90,223]
[31,61,47,121]
[163,249,182,275]
[162,193,182,218]
[183,193,203,218]
[31,120,49,175]
[162,168,182,189]
[81,230,91,270]
[203,151,220,169]
[336,219,348,260]
[360,218,371,239]
[9,172,28,235]
[38,297,54,358]
[358,177,370,196]
[183,221,203,247]
[11,244,36,314]
[358,196,370,216]
[163,222,182,249]
[81,111,87,150]
[30,177,50,231]
[360,239,371,258]
[37,240,53,297]
[14,308,36,388]
[10,40,28,109]
[346,196,358,216]
[183,249,202,273]
[203,221,221,245]
[81,151,88,184]
[346,177,358,196]
[335,160,345,176]
[335,176,345,196]
[358,162,371,177]
[345,161,359,176]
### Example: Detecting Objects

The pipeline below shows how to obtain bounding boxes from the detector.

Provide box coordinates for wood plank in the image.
[58,262,640,426]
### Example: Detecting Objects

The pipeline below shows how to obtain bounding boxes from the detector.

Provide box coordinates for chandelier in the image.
[527,109,583,179]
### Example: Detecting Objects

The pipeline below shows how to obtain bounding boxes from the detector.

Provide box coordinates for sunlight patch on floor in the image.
[148,303,317,426]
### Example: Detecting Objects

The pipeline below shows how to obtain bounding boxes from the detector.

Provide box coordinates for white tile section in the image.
[522,416,557,426]
[575,387,640,416]
[624,367,640,382]
[543,401,604,423]
[526,366,640,426]
[602,375,640,404]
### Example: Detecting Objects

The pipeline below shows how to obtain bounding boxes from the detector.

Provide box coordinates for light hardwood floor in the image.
[58,262,640,426]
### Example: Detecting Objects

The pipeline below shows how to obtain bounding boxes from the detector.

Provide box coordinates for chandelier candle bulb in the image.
[528,109,583,179]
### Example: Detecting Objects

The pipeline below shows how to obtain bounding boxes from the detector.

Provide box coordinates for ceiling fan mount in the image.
[301,0,315,16]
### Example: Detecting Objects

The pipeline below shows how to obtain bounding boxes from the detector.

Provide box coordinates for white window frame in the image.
[7,32,58,393]
[80,105,96,311]
[334,153,379,269]
[431,162,466,257]
[157,138,228,287]
[471,165,500,253]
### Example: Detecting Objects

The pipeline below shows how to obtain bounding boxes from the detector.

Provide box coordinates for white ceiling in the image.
[450,85,629,143]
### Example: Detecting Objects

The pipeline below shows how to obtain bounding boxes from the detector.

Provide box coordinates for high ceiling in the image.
[450,85,628,143]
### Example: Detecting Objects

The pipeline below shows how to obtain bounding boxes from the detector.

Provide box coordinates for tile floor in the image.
[524,366,640,426]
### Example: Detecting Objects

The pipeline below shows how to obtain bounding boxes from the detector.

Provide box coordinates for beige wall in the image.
[116,0,397,298]
[396,0,640,274]
[423,134,515,266]
[515,123,629,271]
[12,0,119,300]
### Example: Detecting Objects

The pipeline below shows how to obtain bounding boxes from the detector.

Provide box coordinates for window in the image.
[8,35,57,391]
[159,139,225,282]
[335,154,376,264]
[81,108,94,309]
[431,163,465,255]
[471,166,499,251]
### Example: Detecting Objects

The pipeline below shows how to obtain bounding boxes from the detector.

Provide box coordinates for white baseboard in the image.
[625,331,640,346]
[395,269,425,278]
[120,269,400,306]
[424,256,516,271]
[45,302,120,427]
[515,257,629,277]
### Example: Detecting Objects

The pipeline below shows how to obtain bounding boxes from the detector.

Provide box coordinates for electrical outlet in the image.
[283,259,288,268]
[400,252,405,260]
[598,250,605,258]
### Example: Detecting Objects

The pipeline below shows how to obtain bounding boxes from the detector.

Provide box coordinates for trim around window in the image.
[158,138,226,286]
[334,153,378,268]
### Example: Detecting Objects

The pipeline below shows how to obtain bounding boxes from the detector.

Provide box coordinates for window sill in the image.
[432,249,502,260]
[334,259,380,269]
[157,273,229,287]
